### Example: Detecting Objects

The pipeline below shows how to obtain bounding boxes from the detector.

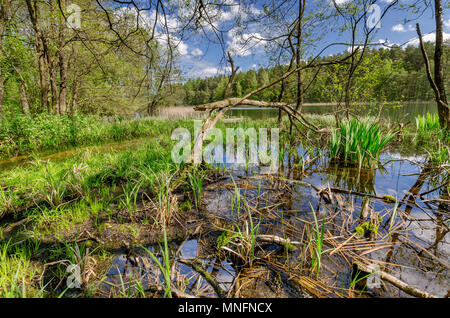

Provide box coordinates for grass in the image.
[0,114,448,298]
[142,227,172,298]
[329,118,395,169]
[0,113,189,160]
[187,166,205,210]
[416,112,440,134]
[0,241,43,298]
[310,207,325,279]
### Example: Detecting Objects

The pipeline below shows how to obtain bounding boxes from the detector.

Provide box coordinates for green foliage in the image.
[0,114,175,159]
[329,118,394,168]
[187,167,205,210]
[416,113,441,133]
[0,241,43,298]
[181,44,448,106]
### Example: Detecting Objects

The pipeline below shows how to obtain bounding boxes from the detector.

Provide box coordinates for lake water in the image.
[227,102,437,123]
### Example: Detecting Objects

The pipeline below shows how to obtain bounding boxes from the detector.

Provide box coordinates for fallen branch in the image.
[353,262,437,298]
[178,258,227,298]
[256,234,304,249]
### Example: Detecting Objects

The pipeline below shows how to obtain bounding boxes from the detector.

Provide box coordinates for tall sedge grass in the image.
[142,227,172,298]
[329,118,394,169]
[416,113,440,133]
[187,167,205,210]
[0,241,43,298]
[0,113,183,159]
[310,208,325,279]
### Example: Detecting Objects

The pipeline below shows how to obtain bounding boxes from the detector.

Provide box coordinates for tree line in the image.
[182,43,450,106]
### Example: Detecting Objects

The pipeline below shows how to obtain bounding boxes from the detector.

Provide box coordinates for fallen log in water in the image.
[353,262,438,298]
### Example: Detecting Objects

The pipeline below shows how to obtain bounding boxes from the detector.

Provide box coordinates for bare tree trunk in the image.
[26,0,49,112]
[416,2,449,130]
[278,57,295,126]
[433,0,449,128]
[294,0,304,113]
[49,58,59,113]
[224,51,239,99]
[19,80,30,114]
[58,18,67,115]
[70,79,79,115]
[0,0,11,114]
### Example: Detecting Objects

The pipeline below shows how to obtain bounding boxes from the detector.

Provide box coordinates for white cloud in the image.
[227,28,266,57]
[406,32,450,47]
[392,24,406,32]
[112,7,188,56]
[191,48,203,57]
[191,65,232,78]
[176,40,189,55]
[392,24,414,33]
[445,19,450,29]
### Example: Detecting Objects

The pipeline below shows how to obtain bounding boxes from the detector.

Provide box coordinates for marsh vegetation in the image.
[0,0,448,299]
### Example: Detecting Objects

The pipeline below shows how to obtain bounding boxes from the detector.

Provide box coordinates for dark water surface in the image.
[228,102,437,123]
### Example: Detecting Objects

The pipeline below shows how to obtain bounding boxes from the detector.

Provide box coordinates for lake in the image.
[227,102,437,123]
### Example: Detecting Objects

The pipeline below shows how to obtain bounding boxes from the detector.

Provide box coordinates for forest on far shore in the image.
[178,43,450,107]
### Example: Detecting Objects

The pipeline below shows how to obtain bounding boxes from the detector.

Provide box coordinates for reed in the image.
[329,118,394,168]
[416,112,440,133]
[187,167,205,210]
[142,227,172,297]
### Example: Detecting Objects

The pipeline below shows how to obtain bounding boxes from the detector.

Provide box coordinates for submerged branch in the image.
[353,262,438,298]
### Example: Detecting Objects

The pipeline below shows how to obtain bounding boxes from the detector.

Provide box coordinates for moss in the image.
[216,230,233,249]
[179,200,192,212]
[283,242,297,252]
[382,195,396,203]
[355,221,378,238]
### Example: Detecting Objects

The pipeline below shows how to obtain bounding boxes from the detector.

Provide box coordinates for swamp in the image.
[0,0,448,299]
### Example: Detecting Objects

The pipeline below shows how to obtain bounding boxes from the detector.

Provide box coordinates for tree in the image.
[415,0,449,129]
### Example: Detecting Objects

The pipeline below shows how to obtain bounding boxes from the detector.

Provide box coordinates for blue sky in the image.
[138,0,450,79]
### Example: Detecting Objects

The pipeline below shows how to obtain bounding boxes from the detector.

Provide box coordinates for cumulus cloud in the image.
[112,7,188,56]
[191,48,204,57]
[192,65,232,78]
[407,32,450,47]
[227,28,266,57]
[392,24,406,32]
[392,24,414,32]
[445,19,450,29]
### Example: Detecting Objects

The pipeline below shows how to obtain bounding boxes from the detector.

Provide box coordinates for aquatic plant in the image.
[187,167,205,210]
[310,209,325,279]
[120,181,142,220]
[216,209,261,267]
[416,113,440,133]
[329,118,394,169]
[142,227,172,298]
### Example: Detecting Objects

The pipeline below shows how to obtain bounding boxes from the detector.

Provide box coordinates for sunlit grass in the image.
[329,118,395,168]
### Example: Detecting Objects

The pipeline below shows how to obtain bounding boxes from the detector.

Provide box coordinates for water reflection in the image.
[227,102,437,123]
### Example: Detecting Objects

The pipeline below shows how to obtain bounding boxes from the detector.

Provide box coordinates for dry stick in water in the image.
[353,262,437,298]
